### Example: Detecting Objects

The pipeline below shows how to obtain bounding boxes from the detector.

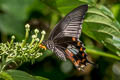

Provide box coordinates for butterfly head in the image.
[42,40,55,52]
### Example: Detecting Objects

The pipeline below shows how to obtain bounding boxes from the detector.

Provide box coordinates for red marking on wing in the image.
[80,47,83,51]
[74,61,79,67]
[72,37,76,41]
[65,49,74,62]
[82,59,86,63]
[77,42,81,46]
[82,53,85,57]
[76,60,81,64]
[65,49,80,68]
[65,49,74,56]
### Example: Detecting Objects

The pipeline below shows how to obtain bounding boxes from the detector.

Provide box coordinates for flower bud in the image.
[41,30,46,35]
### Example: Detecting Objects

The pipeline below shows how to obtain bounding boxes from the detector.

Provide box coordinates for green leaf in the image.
[0,71,13,80]
[6,70,49,80]
[40,0,58,12]
[34,76,49,80]
[0,0,34,39]
[56,0,86,15]
[56,0,97,16]
[6,70,36,80]
[83,6,120,55]
[111,4,120,23]
[1,0,34,20]
[98,5,115,19]
[0,14,24,39]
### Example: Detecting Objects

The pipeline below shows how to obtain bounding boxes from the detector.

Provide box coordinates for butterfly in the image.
[41,4,93,71]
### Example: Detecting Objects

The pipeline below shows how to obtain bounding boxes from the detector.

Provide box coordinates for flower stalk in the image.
[21,24,30,48]
[39,30,46,44]
[9,36,15,48]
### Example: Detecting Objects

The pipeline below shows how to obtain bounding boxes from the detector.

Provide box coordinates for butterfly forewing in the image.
[48,5,88,40]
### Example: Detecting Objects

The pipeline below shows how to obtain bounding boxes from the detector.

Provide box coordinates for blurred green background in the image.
[0,0,120,80]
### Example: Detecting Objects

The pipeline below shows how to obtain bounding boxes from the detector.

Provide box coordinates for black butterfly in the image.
[42,4,93,70]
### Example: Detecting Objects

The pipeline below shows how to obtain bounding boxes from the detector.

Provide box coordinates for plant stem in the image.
[0,59,14,72]
[86,48,120,60]
[0,65,6,72]
[22,31,29,47]
[29,39,35,47]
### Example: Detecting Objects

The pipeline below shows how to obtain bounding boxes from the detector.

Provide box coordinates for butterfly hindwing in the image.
[54,47,66,61]
[54,37,88,70]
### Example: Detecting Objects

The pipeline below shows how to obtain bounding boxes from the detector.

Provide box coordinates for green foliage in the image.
[0,0,120,80]
[0,71,13,80]
[34,76,49,80]
[7,70,36,80]
[0,0,34,39]
[111,4,120,23]
[83,6,120,55]
[0,70,48,80]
